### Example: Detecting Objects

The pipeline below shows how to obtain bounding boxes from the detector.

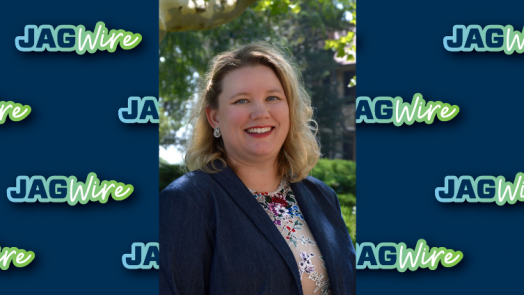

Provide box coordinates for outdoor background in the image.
[158,0,356,244]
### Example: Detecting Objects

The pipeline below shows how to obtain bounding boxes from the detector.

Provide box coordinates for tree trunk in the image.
[160,0,258,42]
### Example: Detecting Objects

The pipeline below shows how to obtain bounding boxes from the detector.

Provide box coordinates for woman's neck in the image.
[226,155,281,193]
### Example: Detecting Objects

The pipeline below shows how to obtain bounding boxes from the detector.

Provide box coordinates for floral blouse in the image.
[250,181,332,295]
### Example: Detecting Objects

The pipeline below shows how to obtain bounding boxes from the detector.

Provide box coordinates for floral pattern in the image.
[251,182,331,295]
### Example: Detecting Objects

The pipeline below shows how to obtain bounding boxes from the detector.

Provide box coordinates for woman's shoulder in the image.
[160,170,220,223]
[160,170,219,202]
[162,170,210,191]
[296,176,339,208]
[300,176,336,195]
[159,170,219,238]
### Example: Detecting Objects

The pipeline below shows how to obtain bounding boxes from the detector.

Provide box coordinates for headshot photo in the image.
[160,42,356,295]
[159,2,357,294]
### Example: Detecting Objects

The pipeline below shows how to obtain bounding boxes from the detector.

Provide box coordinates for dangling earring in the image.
[213,127,221,138]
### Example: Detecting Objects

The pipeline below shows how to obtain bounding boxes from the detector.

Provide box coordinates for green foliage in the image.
[324,31,355,61]
[310,158,356,245]
[159,158,186,191]
[324,1,356,77]
[311,158,356,194]
[254,0,301,14]
[349,74,356,87]
[339,196,356,246]
[159,158,356,245]
[324,2,356,62]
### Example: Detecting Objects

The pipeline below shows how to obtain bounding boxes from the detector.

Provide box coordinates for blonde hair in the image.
[184,42,320,182]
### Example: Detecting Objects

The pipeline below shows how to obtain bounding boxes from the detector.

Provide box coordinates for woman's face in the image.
[206,65,290,166]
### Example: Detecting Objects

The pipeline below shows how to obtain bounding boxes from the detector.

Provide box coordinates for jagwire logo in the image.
[444,24,524,54]
[357,239,463,272]
[15,21,142,55]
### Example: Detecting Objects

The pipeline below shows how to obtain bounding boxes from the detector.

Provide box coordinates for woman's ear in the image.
[205,106,219,129]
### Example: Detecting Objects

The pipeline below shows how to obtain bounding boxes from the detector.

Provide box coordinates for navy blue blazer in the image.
[160,166,356,295]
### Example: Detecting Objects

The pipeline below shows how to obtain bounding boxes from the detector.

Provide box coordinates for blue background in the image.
[0,1,158,293]
[357,0,524,293]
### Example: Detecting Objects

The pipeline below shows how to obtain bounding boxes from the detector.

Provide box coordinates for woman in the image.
[160,42,355,295]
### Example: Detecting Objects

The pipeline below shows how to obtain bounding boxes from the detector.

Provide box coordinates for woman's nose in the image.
[250,100,270,120]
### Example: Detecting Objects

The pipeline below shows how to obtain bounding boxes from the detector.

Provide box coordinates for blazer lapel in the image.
[291,181,351,295]
[210,166,303,295]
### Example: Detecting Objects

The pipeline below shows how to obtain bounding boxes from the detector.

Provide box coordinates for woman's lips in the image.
[245,126,274,138]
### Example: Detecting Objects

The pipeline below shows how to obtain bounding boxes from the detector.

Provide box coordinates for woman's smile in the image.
[245,126,274,137]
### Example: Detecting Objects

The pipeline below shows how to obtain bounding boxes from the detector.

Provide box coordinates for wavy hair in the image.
[184,41,320,182]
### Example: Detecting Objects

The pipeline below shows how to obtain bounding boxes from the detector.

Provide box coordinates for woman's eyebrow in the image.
[230,91,250,100]
[229,88,284,100]
[267,88,284,94]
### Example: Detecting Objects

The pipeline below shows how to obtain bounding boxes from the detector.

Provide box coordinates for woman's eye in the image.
[234,99,248,104]
[267,96,280,101]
